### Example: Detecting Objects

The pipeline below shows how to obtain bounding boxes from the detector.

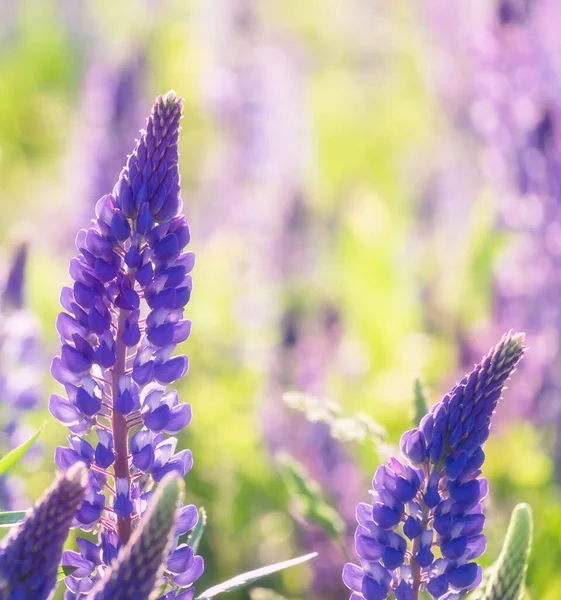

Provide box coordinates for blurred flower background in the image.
[1,0,560,598]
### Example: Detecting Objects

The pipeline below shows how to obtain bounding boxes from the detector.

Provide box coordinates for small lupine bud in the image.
[476,503,533,600]
[90,473,185,599]
[0,463,88,600]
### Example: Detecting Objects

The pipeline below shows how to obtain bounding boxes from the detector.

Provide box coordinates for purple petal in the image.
[49,394,83,425]
[76,501,103,525]
[61,344,92,374]
[114,493,134,518]
[132,444,155,472]
[137,202,154,234]
[175,504,198,536]
[154,355,189,384]
[55,446,87,470]
[147,322,175,347]
[167,544,194,574]
[144,404,171,431]
[95,443,115,469]
[62,550,95,578]
[164,403,192,434]
[56,312,87,341]
[170,555,204,587]
[132,360,155,385]
[110,210,131,241]
[342,564,364,593]
[75,387,101,417]
[115,388,138,415]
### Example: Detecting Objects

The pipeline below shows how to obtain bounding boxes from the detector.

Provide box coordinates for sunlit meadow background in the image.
[1,1,559,598]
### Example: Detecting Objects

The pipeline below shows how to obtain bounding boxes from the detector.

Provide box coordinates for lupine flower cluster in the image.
[0,463,88,600]
[49,90,203,599]
[343,331,525,599]
[0,243,43,510]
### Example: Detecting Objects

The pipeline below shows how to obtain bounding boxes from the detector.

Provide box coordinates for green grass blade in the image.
[196,553,317,599]
[0,510,29,527]
[0,421,45,476]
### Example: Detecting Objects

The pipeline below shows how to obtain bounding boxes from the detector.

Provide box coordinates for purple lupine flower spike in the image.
[49,91,202,598]
[0,463,88,600]
[90,473,188,599]
[1,242,27,310]
[343,332,525,600]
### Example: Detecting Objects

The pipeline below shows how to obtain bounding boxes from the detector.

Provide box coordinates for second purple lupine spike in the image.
[343,331,525,600]
[49,91,203,599]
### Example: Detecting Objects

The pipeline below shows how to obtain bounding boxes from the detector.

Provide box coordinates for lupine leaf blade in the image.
[470,503,533,600]
[195,552,317,599]
[277,452,345,539]
[0,421,45,476]
[412,377,428,425]
[0,510,29,527]
[283,392,386,445]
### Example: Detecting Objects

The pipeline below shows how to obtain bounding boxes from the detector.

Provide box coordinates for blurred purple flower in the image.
[0,242,44,510]
[344,332,525,599]
[49,91,202,598]
[264,199,364,600]
[65,53,147,235]
[199,4,362,596]
[421,1,561,437]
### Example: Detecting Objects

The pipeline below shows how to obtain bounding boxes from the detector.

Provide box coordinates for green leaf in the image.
[0,421,45,476]
[0,510,28,528]
[283,392,386,446]
[470,503,533,600]
[187,507,207,554]
[412,378,428,426]
[195,552,317,600]
[277,452,345,540]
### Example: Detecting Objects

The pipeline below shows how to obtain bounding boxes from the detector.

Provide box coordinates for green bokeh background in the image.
[1,1,559,598]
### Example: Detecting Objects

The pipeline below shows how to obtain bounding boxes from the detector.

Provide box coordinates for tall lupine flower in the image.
[0,463,88,600]
[343,332,525,600]
[0,242,44,510]
[49,91,203,598]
